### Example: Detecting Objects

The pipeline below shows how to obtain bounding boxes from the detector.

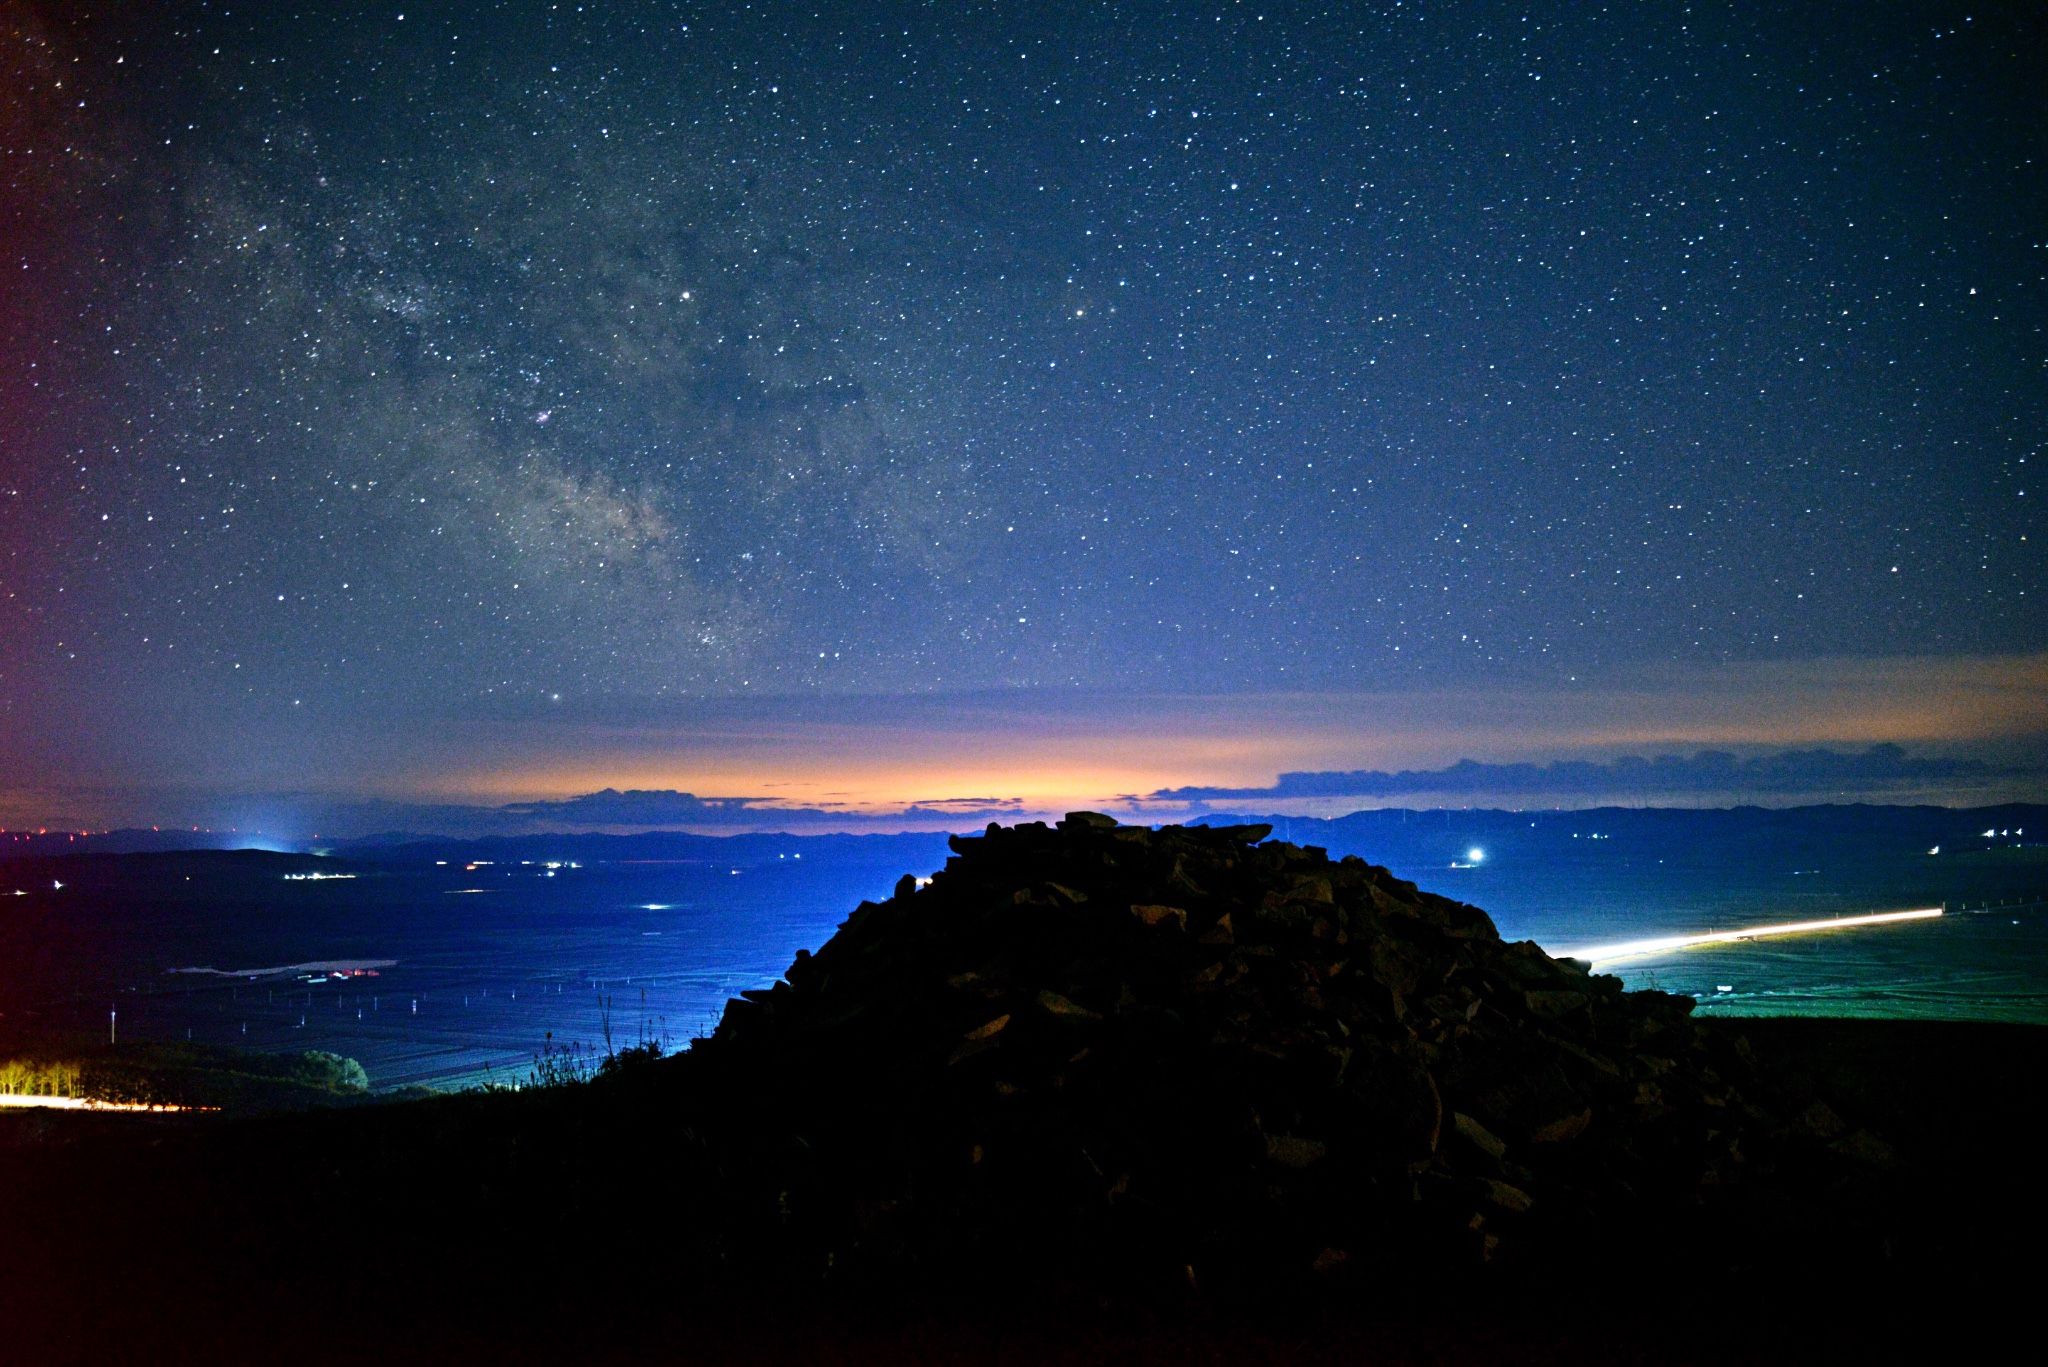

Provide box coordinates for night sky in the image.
[3,1,2043,833]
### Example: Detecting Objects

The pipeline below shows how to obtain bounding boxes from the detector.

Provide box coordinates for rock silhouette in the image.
[693,813,1833,1295]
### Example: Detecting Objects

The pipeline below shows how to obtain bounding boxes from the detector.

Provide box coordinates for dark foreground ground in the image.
[3,1017,2043,1365]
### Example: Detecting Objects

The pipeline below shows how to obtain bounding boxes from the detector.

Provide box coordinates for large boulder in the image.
[694,814,1787,1294]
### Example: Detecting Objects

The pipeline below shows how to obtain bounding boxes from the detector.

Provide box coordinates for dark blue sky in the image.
[2,1,2042,831]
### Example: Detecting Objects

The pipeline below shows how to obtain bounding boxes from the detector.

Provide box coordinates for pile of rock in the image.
[697,814,1802,1292]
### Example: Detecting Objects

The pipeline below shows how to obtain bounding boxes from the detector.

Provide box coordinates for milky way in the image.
[2,2,2042,826]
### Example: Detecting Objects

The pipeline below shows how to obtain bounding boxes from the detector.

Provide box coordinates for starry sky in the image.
[2,1,2043,834]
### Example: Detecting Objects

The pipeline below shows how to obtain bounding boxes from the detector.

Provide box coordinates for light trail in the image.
[1558,907,1944,971]
[0,1094,208,1113]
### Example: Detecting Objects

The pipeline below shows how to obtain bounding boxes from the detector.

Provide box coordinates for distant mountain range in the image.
[0,828,283,859]
[4,802,2040,868]
[1184,802,2047,873]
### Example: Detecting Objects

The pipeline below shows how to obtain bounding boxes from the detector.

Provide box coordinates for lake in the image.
[3,808,2043,1089]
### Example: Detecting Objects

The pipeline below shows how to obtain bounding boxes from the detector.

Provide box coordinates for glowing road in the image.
[0,1094,204,1112]
[1559,907,1945,971]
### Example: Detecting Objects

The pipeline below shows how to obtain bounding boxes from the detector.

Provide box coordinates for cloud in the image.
[253,788,1041,839]
[1149,743,2023,803]
[496,788,1026,829]
[500,788,800,825]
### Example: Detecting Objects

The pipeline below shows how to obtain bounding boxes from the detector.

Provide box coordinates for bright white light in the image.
[1466,847,1486,864]
[1559,907,1943,970]
[0,1094,208,1113]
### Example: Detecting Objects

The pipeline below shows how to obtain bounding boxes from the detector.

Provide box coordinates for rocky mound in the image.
[697,814,1816,1295]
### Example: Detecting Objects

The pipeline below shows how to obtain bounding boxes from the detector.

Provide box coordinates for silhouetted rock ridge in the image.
[698,813,1804,1292]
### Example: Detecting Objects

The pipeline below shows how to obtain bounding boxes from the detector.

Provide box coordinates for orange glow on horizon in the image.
[18,653,2027,828]
[428,757,1208,812]
[404,654,2048,815]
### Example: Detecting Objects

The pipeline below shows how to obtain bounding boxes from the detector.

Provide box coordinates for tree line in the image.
[0,1058,82,1098]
